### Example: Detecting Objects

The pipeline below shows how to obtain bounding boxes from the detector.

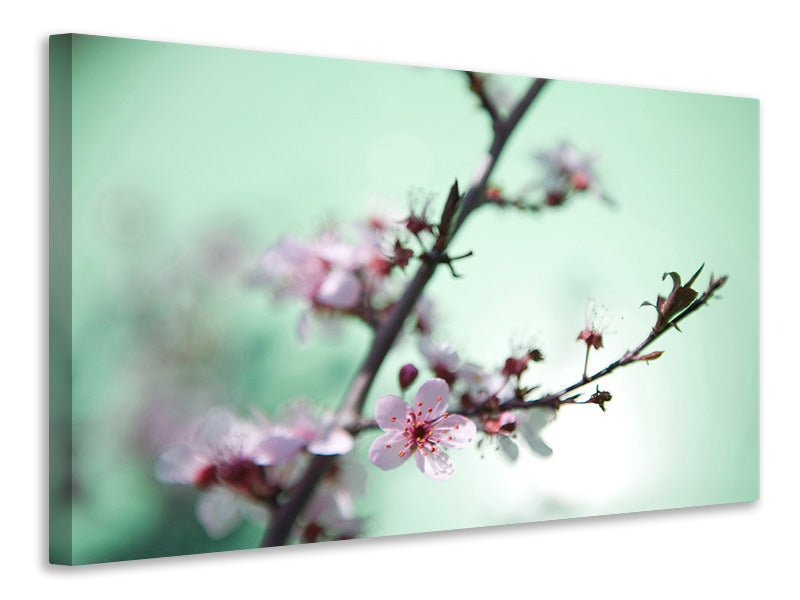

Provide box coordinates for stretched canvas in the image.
[49,34,759,565]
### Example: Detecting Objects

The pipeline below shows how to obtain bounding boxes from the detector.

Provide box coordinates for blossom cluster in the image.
[155,405,360,540]
[386,337,556,466]
[256,213,427,340]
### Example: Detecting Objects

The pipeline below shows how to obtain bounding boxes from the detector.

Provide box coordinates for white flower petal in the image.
[154,444,206,484]
[414,378,449,421]
[195,488,242,539]
[414,449,454,481]
[374,395,411,431]
[307,427,354,456]
[315,270,362,309]
[498,435,520,463]
[368,431,410,470]
[255,434,305,465]
[434,415,476,449]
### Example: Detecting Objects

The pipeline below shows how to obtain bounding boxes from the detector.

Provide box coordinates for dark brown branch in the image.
[499,273,728,412]
[259,77,550,548]
[464,71,501,126]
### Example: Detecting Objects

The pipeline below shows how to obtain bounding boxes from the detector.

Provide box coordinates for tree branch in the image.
[500,272,729,412]
[259,77,550,548]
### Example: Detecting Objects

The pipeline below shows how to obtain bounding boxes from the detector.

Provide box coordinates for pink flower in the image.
[480,411,520,462]
[260,236,363,312]
[457,362,515,407]
[535,142,611,205]
[256,403,354,464]
[368,379,476,480]
[155,409,270,495]
[155,408,275,538]
[419,337,461,385]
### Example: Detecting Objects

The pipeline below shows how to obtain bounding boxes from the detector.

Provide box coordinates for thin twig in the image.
[464,71,501,126]
[500,273,728,412]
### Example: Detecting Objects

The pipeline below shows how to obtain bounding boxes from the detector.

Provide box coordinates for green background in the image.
[53,34,759,564]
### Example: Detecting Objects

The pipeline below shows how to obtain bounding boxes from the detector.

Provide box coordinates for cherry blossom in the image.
[458,362,515,407]
[535,142,611,206]
[480,411,521,462]
[368,378,476,480]
[419,337,461,385]
[154,408,275,537]
[258,236,362,327]
[256,403,354,464]
[299,456,365,542]
[412,296,435,335]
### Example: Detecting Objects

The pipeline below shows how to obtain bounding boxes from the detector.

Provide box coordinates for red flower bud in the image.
[485,186,503,203]
[570,170,590,191]
[545,191,565,206]
[398,363,419,390]
[502,355,530,378]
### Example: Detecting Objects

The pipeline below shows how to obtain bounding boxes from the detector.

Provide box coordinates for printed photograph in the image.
[49,34,759,565]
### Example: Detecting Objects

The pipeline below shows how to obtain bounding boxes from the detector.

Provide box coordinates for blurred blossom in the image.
[483,76,517,113]
[419,337,462,385]
[479,411,520,462]
[516,406,556,457]
[412,296,435,335]
[535,142,611,206]
[257,215,413,340]
[299,456,366,542]
[155,403,353,538]
[256,402,354,463]
[458,362,515,407]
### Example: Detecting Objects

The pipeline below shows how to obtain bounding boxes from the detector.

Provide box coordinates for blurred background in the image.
[52,34,758,564]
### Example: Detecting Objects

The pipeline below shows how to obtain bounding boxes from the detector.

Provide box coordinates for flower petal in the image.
[254,434,306,465]
[368,431,410,470]
[414,449,454,481]
[518,406,555,457]
[307,426,354,455]
[154,444,206,484]
[315,270,362,309]
[374,395,410,431]
[433,414,476,449]
[498,435,519,462]
[414,378,449,421]
[195,488,242,539]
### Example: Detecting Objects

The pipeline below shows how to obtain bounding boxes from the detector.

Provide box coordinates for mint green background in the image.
[58,34,758,564]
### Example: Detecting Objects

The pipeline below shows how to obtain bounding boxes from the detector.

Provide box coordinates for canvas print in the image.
[49,34,759,565]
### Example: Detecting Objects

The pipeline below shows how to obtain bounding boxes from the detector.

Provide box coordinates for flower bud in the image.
[398,363,419,391]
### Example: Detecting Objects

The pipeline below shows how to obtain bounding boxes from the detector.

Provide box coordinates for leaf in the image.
[642,265,705,332]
